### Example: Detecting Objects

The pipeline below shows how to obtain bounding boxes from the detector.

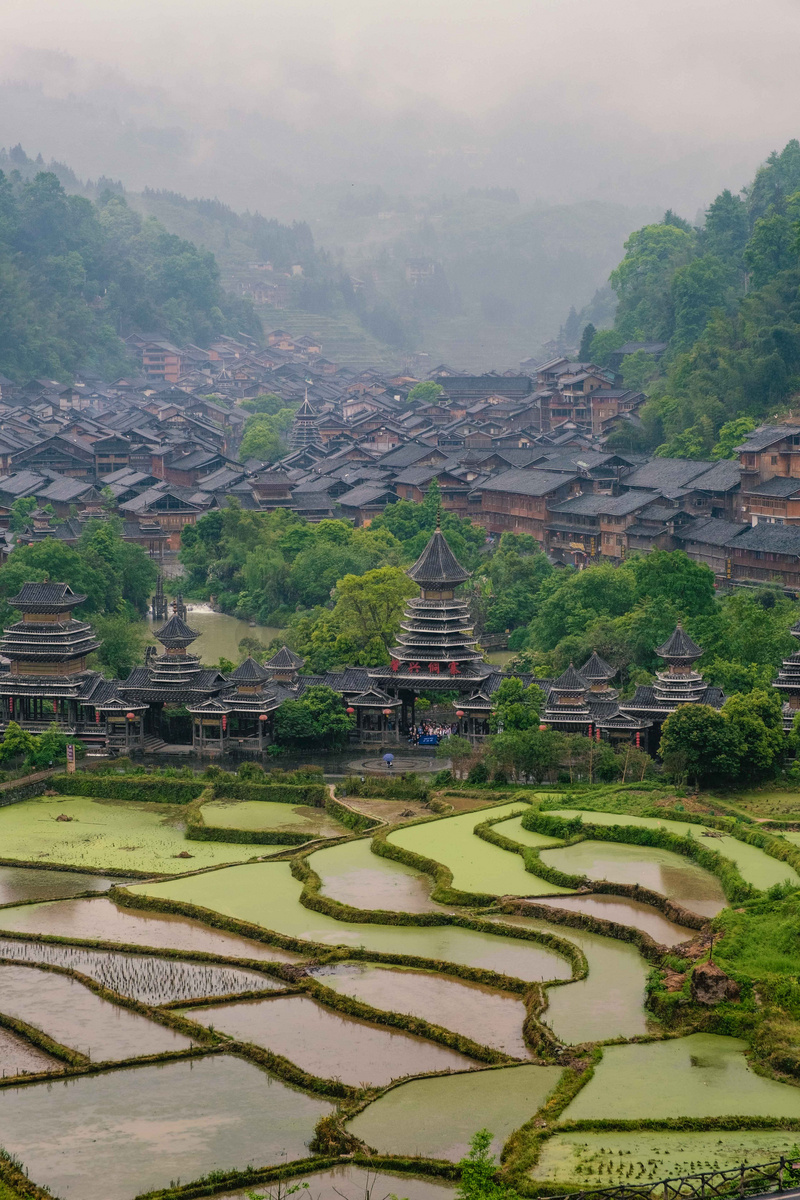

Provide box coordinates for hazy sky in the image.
[0,0,798,214]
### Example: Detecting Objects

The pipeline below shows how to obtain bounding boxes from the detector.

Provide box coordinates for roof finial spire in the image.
[436,503,441,531]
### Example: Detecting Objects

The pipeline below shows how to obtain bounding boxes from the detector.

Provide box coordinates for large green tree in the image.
[272,685,354,749]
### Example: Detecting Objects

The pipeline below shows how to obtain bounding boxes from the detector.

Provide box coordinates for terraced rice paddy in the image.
[0,939,279,1004]
[0,795,257,873]
[222,1167,456,1200]
[562,1034,800,1121]
[529,893,693,944]
[347,1064,562,1160]
[386,802,573,897]
[311,961,531,1058]
[183,994,477,1084]
[0,864,132,903]
[546,809,800,889]
[0,896,301,961]
[0,1025,62,1078]
[0,1054,333,1200]
[0,963,193,1060]
[308,837,444,912]
[539,840,727,916]
[130,862,575,980]
[532,1130,800,1186]
[487,913,651,1043]
[201,799,346,839]
[3,781,799,1200]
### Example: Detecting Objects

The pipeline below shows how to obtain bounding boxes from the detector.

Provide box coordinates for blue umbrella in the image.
[383,752,394,766]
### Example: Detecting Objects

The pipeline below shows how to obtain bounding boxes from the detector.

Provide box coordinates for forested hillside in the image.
[591,140,800,458]
[0,159,261,382]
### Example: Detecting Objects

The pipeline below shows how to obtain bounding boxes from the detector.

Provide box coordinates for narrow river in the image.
[146,605,283,664]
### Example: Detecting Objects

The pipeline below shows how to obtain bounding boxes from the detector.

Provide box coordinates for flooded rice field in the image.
[532,1129,800,1187]
[0,938,279,1004]
[0,794,255,874]
[130,862,575,980]
[562,1034,800,1121]
[311,961,532,1058]
[200,799,347,839]
[347,1064,562,1160]
[0,1053,332,1200]
[0,896,301,962]
[528,893,693,945]
[0,963,193,1060]
[183,994,477,1085]
[539,840,727,917]
[0,1024,62,1078]
[546,809,800,890]
[486,913,650,1044]
[0,864,133,904]
[220,1164,455,1200]
[308,838,444,913]
[386,802,574,897]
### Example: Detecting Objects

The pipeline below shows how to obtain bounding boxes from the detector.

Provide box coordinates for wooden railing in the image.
[548,1157,800,1200]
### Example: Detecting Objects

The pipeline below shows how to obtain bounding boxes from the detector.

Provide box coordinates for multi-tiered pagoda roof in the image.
[0,582,110,720]
[120,610,228,705]
[772,617,800,730]
[620,623,724,723]
[370,523,490,691]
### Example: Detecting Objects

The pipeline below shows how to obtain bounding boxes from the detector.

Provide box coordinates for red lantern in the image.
[259,714,268,722]
[382,707,392,716]
[456,710,464,718]
[95,711,100,724]
[53,700,58,713]
[222,715,227,732]
[635,732,641,748]
[346,706,355,715]
[539,724,547,731]
[126,712,135,720]
[596,729,601,742]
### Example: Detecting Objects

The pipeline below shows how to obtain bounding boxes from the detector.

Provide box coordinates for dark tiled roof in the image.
[736,425,795,452]
[578,651,615,680]
[733,524,800,554]
[266,645,304,668]
[656,624,703,661]
[8,582,86,611]
[407,529,471,587]
[676,517,747,547]
[551,663,587,691]
[155,615,200,647]
[743,477,800,497]
[228,656,270,684]
[475,468,577,497]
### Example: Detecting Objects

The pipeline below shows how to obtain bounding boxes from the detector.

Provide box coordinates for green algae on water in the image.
[130,862,574,981]
[539,840,726,917]
[183,993,477,1084]
[0,963,193,1061]
[0,1053,332,1200]
[562,1034,800,1121]
[311,961,532,1058]
[347,1063,562,1160]
[200,799,346,839]
[386,802,573,897]
[0,795,256,874]
[546,809,800,891]
[308,838,444,913]
[487,913,650,1044]
[531,1130,800,1187]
